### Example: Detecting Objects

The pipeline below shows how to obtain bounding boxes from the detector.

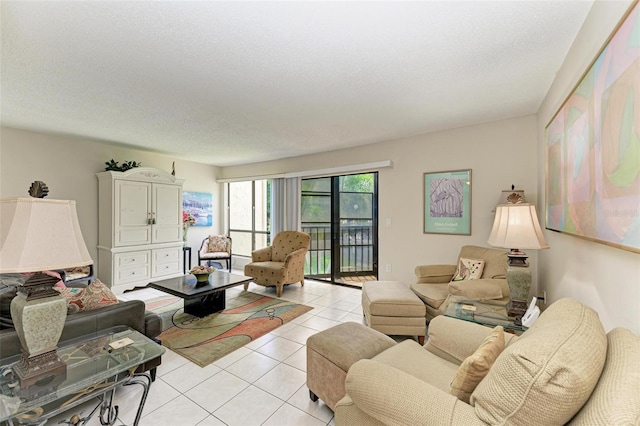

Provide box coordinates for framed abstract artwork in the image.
[545,2,640,254]
[183,191,213,227]
[423,169,472,235]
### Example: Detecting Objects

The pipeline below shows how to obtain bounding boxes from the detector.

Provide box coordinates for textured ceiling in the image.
[1,1,593,166]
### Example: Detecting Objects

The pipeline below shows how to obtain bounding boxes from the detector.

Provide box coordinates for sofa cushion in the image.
[244,261,285,285]
[448,279,505,300]
[373,339,459,392]
[451,258,485,281]
[450,326,504,403]
[207,235,229,253]
[569,328,640,425]
[414,264,456,283]
[458,246,506,280]
[55,279,118,314]
[363,281,425,317]
[410,282,449,309]
[471,298,607,425]
[271,231,309,262]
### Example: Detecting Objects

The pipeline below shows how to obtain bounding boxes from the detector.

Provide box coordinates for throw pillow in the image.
[54,279,118,314]
[450,326,505,403]
[207,235,229,253]
[451,258,485,281]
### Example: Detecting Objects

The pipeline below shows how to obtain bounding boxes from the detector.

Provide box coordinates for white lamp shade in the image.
[488,203,549,250]
[0,198,93,273]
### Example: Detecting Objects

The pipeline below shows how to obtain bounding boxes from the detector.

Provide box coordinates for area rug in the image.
[156,291,314,367]
[118,287,183,331]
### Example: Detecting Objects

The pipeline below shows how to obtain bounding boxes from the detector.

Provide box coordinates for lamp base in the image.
[10,272,68,394]
[507,249,529,267]
[507,265,531,305]
[14,351,67,397]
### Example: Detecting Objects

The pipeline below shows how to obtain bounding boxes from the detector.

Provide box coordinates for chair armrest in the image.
[199,237,210,255]
[414,265,456,284]
[448,278,507,300]
[424,315,518,364]
[144,311,162,339]
[336,359,483,426]
[283,247,307,266]
[252,246,273,262]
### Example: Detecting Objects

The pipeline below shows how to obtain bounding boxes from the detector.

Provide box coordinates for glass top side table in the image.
[0,326,165,425]
[443,296,527,334]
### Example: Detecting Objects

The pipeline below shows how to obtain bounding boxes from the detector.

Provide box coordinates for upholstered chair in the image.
[243,231,310,297]
[411,245,510,322]
[198,235,232,272]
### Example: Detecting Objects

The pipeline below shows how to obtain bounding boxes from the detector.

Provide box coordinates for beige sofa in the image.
[411,245,510,321]
[334,298,640,425]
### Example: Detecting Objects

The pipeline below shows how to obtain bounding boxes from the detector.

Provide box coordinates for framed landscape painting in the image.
[545,2,640,254]
[183,191,213,227]
[423,169,471,235]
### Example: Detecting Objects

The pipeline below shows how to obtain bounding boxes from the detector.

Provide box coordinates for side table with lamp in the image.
[0,182,94,395]
[487,187,549,323]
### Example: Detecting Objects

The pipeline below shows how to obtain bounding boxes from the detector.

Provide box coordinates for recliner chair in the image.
[411,245,510,321]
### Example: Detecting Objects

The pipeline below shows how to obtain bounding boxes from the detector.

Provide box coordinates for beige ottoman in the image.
[306,322,396,410]
[362,280,427,345]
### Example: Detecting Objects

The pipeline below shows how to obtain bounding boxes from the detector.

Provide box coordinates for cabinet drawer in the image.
[115,251,150,268]
[117,265,151,284]
[153,261,181,277]
[153,247,181,264]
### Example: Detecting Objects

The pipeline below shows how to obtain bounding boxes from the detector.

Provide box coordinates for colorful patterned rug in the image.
[156,291,313,367]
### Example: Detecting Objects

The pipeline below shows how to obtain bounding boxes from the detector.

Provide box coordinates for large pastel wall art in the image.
[546,1,640,253]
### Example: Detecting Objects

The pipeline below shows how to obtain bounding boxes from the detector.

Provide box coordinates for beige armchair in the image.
[198,235,232,272]
[334,298,639,426]
[243,231,310,297]
[411,245,509,321]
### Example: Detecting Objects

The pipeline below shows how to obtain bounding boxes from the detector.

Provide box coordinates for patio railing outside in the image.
[303,223,374,279]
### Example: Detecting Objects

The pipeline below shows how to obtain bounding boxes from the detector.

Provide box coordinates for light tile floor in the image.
[47,277,383,426]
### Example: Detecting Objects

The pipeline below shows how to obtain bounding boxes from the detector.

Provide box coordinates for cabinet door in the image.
[152,183,182,243]
[115,180,152,246]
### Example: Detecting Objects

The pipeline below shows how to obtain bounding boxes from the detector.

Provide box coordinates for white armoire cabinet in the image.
[97,168,185,293]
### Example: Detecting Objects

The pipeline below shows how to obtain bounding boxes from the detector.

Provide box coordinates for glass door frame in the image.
[302,172,378,285]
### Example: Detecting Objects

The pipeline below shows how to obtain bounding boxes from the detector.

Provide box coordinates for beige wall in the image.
[537,0,639,334]
[222,115,540,290]
[0,127,222,268]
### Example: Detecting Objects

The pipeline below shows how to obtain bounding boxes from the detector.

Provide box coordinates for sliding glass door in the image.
[301,173,378,286]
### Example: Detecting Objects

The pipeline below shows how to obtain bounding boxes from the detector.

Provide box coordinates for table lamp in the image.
[487,201,549,313]
[0,183,92,391]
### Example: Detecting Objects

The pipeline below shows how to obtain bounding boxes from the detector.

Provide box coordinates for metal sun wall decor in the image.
[183,191,213,227]
[423,169,472,235]
[545,1,640,254]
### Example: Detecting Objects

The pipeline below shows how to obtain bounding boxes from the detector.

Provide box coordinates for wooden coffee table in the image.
[148,271,253,317]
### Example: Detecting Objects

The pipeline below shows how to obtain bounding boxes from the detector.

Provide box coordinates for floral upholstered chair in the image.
[198,235,232,272]
[243,231,310,297]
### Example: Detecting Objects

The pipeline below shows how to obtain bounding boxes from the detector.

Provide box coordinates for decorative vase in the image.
[182,224,189,247]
